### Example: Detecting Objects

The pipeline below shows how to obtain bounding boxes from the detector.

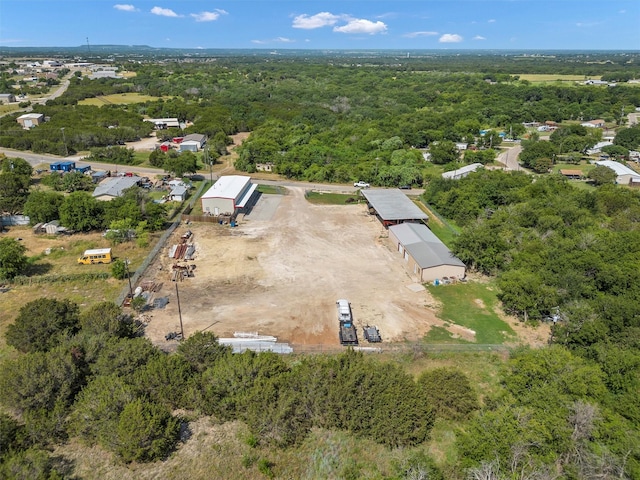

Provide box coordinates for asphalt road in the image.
[0,147,427,196]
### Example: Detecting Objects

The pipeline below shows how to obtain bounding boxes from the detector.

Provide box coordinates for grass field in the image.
[516,74,591,83]
[305,190,364,205]
[426,281,516,344]
[0,227,156,362]
[257,184,287,195]
[78,93,166,106]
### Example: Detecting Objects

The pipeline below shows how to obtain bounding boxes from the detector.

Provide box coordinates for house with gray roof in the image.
[92,176,141,201]
[388,222,465,282]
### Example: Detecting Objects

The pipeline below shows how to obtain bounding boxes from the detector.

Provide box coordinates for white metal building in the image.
[201,175,257,216]
[594,160,640,185]
[442,163,483,180]
[388,222,466,282]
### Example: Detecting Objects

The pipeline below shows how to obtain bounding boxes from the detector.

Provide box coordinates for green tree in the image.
[0,237,28,279]
[0,448,64,480]
[23,190,64,224]
[59,191,104,231]
[0,347,85,414]
[78,301,137,338]
[0,171,30,213]
[417,368,479,421]
[91,337,159,379]
[163,150,198,177]
[114,399,180,463]
[5,298,80,353]
[68,374,136,446]
[111,258,127,280]
[176,331,231,373]
[132,354,195,409]
[1,157,33,177]
[429,140,459,165]
[588,165,617,186]
[61,171,93,192]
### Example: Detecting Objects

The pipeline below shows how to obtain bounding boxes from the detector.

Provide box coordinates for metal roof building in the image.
[201,175,257,216]
[92,176,141,200]
[388,222,465,282]
[441,163,483,180]
[595,160,640,185]
[360,189,428,227]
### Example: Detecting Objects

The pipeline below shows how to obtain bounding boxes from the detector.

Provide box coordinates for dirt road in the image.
[142,187,452,348]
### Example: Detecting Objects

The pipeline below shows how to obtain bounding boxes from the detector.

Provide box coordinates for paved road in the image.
[496,144,524,171]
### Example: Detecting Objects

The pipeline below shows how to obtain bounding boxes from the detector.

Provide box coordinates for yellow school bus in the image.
[78,248,112,265]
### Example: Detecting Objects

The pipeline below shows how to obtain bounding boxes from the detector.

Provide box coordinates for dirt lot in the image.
[141,187,451,348]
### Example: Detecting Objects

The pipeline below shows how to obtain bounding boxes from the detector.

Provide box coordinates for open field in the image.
[0,227,153,361]
[516,74,592,83]
[77,93,167,106]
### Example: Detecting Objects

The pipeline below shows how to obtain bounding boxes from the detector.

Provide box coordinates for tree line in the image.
[1,296,637,478]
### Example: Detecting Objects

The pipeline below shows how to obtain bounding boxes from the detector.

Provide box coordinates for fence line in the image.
[289,343,512,355]
[419,199,459,234]
[116,180,213,306]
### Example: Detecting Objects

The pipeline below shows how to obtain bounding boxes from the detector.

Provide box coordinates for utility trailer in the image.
[363,325,382,343]
[337,299,358,346]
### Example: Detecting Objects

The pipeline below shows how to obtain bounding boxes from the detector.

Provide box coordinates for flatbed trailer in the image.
[337,299,359,346]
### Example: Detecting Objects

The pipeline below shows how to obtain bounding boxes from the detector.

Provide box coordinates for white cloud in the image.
[114,4,137,12]
[439,33,463,43]
[473,35,486,40]
[292,12,340,29]
[404,31,438,38]
[151,6,180,18]
[488,19,496,23]
[576,21,601,27]
[333,19,387,35]
[190,9,227,22]
[619,9,626,13]
[252,37,296,44]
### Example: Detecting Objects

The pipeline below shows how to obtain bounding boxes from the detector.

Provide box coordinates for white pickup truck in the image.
[353,181,370,188]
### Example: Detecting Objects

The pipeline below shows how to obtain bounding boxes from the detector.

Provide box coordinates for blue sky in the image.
[1,1,638,50]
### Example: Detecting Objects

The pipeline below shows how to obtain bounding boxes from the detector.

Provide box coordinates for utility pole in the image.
[125,258,133,298]
[175,282,185,339]
[204,145,213,183]
[61,127,68,157]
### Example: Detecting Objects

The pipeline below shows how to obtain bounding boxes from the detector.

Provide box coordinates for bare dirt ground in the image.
[141,187,447,348]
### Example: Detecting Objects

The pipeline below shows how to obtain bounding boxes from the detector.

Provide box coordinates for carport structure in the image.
[360,189,428,227]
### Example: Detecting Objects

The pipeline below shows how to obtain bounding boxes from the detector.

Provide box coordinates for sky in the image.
[1,0,639,51]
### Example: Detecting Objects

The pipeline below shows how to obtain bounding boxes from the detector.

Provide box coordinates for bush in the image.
[111,259,127,280]
[114,399,180,463]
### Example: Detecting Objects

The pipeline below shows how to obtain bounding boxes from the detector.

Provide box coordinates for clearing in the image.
[139,186,537,349]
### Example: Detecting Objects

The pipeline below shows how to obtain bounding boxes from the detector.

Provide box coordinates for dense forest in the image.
[2,52,640,186]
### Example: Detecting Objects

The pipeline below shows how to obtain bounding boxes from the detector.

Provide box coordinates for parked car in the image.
[354,181,370,188]
[399,185,412,190]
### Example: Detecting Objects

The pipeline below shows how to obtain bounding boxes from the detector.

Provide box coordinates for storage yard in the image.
[140,186,459,348]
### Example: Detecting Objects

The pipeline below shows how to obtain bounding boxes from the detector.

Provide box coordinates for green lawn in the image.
[257,184,286,195]
[305,191,363,205]
[77,93,168,106]
[427,281,516,344]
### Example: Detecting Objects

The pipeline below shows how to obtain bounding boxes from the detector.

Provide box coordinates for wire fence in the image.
[116,181,212,306]
[289,343,513,355]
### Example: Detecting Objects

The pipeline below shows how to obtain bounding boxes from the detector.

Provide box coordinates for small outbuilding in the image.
[388,222,466,282]
[442,163,483,180]
[169,185,188,202]
[92,176,141,201]
[201,175,257,216]
[17,113,44,128]
[0,93,16,104]
[559,169,582,180]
